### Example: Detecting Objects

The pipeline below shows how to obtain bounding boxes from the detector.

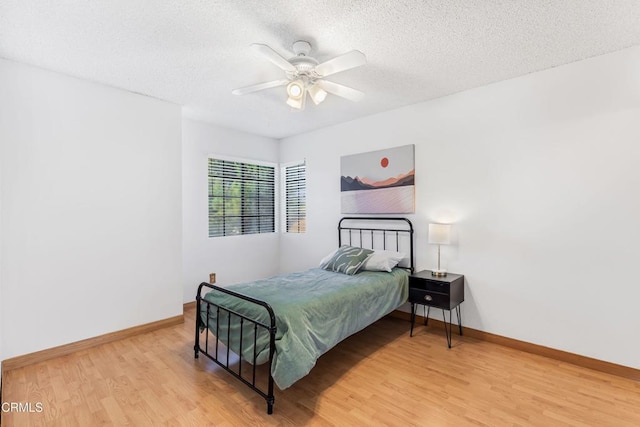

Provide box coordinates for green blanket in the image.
[200,267,409,389]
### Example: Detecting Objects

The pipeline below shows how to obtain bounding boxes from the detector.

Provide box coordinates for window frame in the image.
[207,155,278,238]
[281,160,307,234]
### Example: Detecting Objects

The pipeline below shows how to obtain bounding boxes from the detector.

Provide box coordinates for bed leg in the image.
[195,293,202,359]
[194,321,200,358]
[267,399,274,415]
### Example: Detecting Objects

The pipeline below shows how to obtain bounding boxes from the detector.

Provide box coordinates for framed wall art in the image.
[340,144,415,214]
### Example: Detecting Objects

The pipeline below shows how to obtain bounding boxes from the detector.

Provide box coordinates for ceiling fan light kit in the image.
[286,80,305,109]
[308,84,327,105]
[286,80,304,98]
[232,40,366,110]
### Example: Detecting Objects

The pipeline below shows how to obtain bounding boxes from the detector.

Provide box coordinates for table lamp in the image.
[428,223,451,277]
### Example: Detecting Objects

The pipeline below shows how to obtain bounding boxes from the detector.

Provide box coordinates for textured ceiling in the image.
[1,1,639,139]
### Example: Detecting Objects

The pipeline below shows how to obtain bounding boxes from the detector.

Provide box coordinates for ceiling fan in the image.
[232,41,366,110]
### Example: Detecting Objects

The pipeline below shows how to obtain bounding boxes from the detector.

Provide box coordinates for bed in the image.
[194,217,414,414]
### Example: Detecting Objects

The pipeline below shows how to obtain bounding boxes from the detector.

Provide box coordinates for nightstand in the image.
[409,270,464,348]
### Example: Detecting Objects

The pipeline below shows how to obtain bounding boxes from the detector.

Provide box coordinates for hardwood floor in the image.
[2,306,640,426]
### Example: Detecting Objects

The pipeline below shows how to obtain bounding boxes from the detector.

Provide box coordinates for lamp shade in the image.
[287,80,304,98]
[308,84,327,105]
[286,95,304,109]
[286,80,306,109]
[428,223,451,245]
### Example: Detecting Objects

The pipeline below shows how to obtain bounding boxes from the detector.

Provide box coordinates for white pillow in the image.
[361,250,406,272]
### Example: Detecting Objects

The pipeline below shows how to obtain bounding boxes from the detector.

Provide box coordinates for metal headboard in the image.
[338,217,414,273]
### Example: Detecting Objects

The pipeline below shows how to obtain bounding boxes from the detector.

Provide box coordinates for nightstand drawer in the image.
[409,288,449,308]
[411,279,450,293]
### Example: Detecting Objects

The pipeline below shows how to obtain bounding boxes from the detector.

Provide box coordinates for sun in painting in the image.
[380,157,389,168]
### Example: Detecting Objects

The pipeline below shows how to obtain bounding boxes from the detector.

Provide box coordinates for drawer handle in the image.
[424,295,433,301]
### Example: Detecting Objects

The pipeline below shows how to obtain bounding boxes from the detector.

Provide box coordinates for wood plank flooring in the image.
[2,306,640,426]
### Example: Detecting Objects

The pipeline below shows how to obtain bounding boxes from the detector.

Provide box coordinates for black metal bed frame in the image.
[194,217,414,414]
[194,283,277,412]
[338,217,414,274]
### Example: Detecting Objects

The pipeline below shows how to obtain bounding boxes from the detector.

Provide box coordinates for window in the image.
[208,158,275,237]
[283,161,306,233]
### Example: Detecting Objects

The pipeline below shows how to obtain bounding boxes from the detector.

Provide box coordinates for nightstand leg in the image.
[424,306,430,326]
[410,303,415,337]
[456,305,463,336]
[442,309,452,348]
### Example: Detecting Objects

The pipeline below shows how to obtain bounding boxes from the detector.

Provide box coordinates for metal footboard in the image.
[194,282,277,414]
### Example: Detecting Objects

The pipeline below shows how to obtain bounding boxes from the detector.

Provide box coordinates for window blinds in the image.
[208,158,275,237]
[285,162,306,233]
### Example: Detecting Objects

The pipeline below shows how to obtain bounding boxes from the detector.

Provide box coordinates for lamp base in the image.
[431,269,447,277]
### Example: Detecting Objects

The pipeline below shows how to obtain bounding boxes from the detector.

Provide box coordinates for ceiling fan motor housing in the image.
[288,41,320,81]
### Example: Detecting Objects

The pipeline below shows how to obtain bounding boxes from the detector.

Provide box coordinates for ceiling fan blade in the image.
[251,43,297,73]
[232,79,289,95]
[316,80,365,102]
[314,50,366,77]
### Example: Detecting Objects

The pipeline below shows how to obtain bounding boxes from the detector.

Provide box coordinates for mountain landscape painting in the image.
[341,144,415,214]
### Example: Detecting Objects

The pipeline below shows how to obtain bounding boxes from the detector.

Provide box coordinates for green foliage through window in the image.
[208,158,275,237]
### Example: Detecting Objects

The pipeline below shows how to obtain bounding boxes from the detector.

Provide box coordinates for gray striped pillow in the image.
[320,246,374,275]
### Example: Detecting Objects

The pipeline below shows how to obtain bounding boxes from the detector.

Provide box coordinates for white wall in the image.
[279,46,640,369]
[0,152,3,381]
[182,118,280,302]
[0,59,183,360]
